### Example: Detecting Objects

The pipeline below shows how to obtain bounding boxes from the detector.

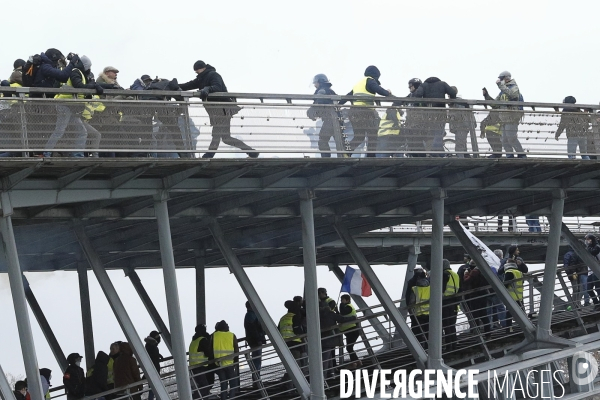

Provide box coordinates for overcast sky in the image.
[1,0,599,379]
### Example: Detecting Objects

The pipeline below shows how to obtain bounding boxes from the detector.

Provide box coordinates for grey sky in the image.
[1,0,599,378]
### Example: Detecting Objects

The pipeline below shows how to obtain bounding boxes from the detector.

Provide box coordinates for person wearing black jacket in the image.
[179,60,258,158]
[307,74,343,157]
[144,331,163,400]
[14,380,27,400]
[63,353,85,400]
[244,301,266,379]
[585,234,600,309]
[84,351,109,397]
[413,77,457,156]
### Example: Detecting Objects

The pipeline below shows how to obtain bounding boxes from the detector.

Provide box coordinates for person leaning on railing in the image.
[554,96,591,160]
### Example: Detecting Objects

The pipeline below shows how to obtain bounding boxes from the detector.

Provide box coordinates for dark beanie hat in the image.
[563,96,576,104]
[364,65,381,79]
[195,324,207,333]
[193,60,206,70]
[13,59,26,69]
[508,245,518,256]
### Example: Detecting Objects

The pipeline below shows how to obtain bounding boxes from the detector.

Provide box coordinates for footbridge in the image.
[1,90,600,400]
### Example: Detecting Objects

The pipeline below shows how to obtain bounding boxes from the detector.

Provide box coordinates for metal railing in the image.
[44,265,600,400]
[1,87,600,158]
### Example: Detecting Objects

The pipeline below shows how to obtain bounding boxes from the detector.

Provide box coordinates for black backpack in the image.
[21,55,42,87]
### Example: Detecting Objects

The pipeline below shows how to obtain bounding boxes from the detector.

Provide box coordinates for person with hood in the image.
[319,298,355,379]
[63,353,85,400]
[113,342,142,400]
[44,55,105,157]
[483,71,526,158]
[14,380,27,400]
[106,341,120,393]
[400,78,430,157]
[39,368,52,399]
[144,331,163,400]
[179,60,258,159]
[339,66,392,157]
[407,267,430,349]
[503,258,525,333]
[31,48,77,95]
[9,59,25,87]
[306,74,343,157]
[555,96,590,159]
[130,75,153,91]
[584,234,600,310]
[441,259,460,351]
[563,246,588,307]
[84,351,109,398]
[189,324,214,399]
[412,77,457,156]
[210,320,239,400]
[244,301,266,375]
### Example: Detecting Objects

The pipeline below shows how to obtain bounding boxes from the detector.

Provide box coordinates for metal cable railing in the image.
[43,264,600,400]
[1,88,600,158]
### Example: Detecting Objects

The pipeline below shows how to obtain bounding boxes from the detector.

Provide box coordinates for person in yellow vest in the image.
[503,259,525,334]
[278,300,304,359]
[339,66,392,157]
[210,320,239,400]
[376,107,403,158]
[408,268,430,350]
[339,294,362,368]
[317,287,338,312]
[441,259,460,352]
[43,55,106,158]
[106,341,120,397]
[189,324,214,399]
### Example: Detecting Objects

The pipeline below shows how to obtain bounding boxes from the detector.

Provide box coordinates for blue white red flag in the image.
[341,266,372,297]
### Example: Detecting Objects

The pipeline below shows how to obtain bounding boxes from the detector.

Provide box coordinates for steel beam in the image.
[207,218,311,400]
[428,189,446,369]
[195,252,206,325]
[333,222,428,369]
[77,261,95,371]
[153,195,192,400]
[0,363,17,400]
[74,224,171,400]
[299,190,326,400]
[22,275,68,372]
[328,263,391,343]
[447,220,537,342]
[125,268,173,353]
[0,195,44,400]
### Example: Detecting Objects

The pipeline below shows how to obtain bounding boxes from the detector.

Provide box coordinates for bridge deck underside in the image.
[1,157,598,272]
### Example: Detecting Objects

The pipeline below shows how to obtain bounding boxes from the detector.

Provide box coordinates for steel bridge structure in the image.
[1,90,600,399]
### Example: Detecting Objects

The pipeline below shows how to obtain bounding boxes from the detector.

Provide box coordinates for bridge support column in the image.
[329,262,391,344]
[153,194,193,400]
[299,190,326,400]
[334,221,428,369]
[125,268,173,353]
[208,218,312,400]
[0,363,17,400]
[428,189,446,369]
[195,250,206,326]
[74,223,171,400]
[22,275,68,372]
[0,193,44,400]
[77,260,95,371]
[448,220,537,344]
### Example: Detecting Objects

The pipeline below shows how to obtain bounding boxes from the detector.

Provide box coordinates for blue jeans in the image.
[44,105,86,157]
[216,366,238,400]
[487,295,506,327]
[501,123,524,157]
[251,347,262,372]
[525,215,542,232]
[574,273,589,305]
[567,137,590,159]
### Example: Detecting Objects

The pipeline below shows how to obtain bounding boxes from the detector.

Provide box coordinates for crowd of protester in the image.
[2,49,599,159]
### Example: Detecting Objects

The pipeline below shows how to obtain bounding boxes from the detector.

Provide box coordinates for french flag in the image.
[341,266,372,297]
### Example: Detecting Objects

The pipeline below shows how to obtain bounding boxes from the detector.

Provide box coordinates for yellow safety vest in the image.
[444,270,460,296]
[82,95,106,121]
[377,110,401,136]
[505,267,524,301]
[45,391,50,400]
[352,77,376,106]
[189,336,208,366]
[55,69,86,100]
[212,331,235,366]
[485,123,501,135]
[412,285,431,316]
[107,357,114,385]
[279,312,302,343]
[339,303,357,332]
[325,297,337,311]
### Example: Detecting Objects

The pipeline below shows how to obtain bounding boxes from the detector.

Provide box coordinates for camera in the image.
[66,52,77,61]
